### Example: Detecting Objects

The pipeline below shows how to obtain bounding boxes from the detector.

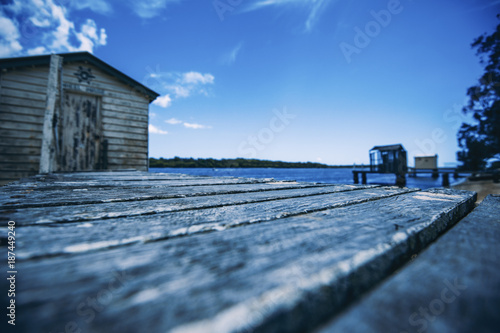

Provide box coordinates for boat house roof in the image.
[370,144,406,152]
[0,52,159,101]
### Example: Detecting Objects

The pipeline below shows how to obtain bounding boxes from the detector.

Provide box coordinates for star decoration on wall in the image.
[74,66,96,84]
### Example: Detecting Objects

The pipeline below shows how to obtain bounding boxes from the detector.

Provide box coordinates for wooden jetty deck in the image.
[1,171,499,332]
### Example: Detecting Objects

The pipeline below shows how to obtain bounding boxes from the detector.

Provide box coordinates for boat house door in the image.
[58,92,102,171]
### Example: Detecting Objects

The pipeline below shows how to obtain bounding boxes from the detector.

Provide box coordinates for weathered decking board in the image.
[0,171,482,332]
[12,186,413,259]
[318,194,500,333]
[0,179,358,209]
[4,185,409,225]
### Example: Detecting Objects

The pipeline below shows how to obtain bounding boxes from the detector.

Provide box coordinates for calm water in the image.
[149,168,465,189]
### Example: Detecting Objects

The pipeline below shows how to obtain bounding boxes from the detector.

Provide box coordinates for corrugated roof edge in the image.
[370,144,406,151]
[0,52,160,102]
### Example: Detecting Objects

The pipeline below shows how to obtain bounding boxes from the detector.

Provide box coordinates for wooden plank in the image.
[102,95,150,110]
[20,171,191,181]
[0,170,36,184]
[0,154,39,163]
[0,171,259,183]
[1,71,48,87]
[0,176,275,193]
[0,111,44,124]
[0,120,43,132]
[107,145,147,154]
[0,137,41,147]
[102,109,149,123]
[0,160,38,169]
[104,89,151,105]
[12,188,475,333]
[106,137,148,148]
[9,186,401,259]
[0,146,40,155]
[103,123,147,135]
[0,86,46,101]
[102,116,148,129]
[0,95,46,109]
[0,103,46,117]
[2,184,399,226]
[101,102,148,116]
[0,169,37,177]
[0,77,47,94]
[5,66,50,79]
[319,194,500,333]
[0,183,346,209]
[40,54,62,174]
[0,128,43,140]
[107,151,148,160]
[30,171,195,180]
[103,129,147,141]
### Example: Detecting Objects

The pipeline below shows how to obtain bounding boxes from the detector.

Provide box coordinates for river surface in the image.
[149,168,465,189]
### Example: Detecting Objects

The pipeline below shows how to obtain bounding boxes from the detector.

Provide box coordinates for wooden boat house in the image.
[369,144,407,174]
[0,52,159,184]
[367,144,408,186]
[414,154,438,169]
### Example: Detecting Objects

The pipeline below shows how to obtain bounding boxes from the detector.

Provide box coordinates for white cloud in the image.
[170,85,190,98]
[183,122,211,129]
[143,67,215,107]
[164,117,211,129]
[0,0,108,58]
[153,94,172,108]
[245,0,298,10]
[128,0,180,19]
[0,16,22,57]
[165,118,182,124]
[31,15,51,27]
[243,0,336,32]
[74,19,107,52]
[27,46,47,55]
[149,124,168,135]
[304,0,329,32]
[73,0,113,15]
[47,2,75,50]
[182,72,215,85]
[221,42,243,65]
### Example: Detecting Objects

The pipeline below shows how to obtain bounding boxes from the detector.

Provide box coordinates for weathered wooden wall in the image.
[0,56,151,184]
[62,61,149,171]
[0,66,48,184]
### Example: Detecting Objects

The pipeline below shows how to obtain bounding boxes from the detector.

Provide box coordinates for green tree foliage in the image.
[458,19,500,169]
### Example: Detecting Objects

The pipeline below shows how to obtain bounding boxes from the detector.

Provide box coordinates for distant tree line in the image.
[149,157,351,168]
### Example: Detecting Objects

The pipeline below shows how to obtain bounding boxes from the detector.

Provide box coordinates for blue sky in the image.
[1,0,500,166]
